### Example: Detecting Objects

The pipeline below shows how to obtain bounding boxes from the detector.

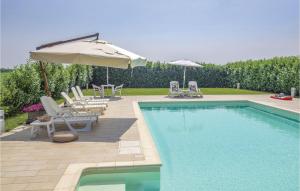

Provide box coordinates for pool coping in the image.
[54,98,299,191]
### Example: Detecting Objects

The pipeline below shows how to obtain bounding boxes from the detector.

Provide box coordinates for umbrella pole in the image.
[39,61,51,97]
[183,66,186,89]
[106,67,109,85]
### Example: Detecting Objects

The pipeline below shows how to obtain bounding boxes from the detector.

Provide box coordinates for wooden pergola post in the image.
[39,61,51,97]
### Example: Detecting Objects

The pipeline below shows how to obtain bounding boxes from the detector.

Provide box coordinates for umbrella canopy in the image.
[167,60,202,88]
[30,33,146,96]
[168,60,201,68]
[30,39,146,69]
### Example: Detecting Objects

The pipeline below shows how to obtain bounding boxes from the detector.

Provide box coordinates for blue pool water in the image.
[140,101,299,191]
[77,166,160,191]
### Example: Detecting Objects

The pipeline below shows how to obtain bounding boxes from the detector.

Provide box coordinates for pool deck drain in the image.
[1,95,299,191]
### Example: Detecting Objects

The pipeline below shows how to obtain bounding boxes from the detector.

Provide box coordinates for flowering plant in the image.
[22,103,44,113]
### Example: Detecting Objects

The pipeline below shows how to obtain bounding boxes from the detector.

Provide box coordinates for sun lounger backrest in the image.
[170,81,180,92]
[76,86,84,98]
[71,87,81,101]
[188,81,198,92]
[61,92,74,105]
[46,96,63,114]
[40,96,57,117]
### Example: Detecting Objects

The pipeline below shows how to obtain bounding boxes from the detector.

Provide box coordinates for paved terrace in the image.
[1,95,299,191]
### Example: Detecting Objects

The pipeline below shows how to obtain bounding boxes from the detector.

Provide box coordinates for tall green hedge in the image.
[92,62,227,88]
[225,56,300,94]
[92,56,299,94]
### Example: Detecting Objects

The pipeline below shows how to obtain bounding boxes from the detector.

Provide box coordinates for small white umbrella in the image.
[167,60,202,88]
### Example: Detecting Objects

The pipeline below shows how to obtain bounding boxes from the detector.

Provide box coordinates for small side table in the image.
[30,118,54,138]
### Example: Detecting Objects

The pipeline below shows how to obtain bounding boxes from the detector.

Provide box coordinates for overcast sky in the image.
[1,0,299,68]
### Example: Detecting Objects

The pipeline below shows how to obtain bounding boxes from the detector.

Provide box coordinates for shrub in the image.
[225,56,300,94]
[22,103,44,112]
[1,63,41,115]
[43,63,70,98]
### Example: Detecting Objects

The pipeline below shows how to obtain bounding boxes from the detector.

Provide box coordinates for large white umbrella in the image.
[30,33,146,95]
[167,60,202,88]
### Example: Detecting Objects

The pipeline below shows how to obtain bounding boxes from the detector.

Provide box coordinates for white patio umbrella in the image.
[167,60,202,88]
[30,33,146,95]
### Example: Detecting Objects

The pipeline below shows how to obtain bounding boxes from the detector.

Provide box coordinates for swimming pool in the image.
[76,166,160,191]
[140,101,299,191]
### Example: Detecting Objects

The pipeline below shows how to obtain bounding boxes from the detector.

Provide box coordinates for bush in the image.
[43,64,70,98]
[1,63,41,115]
[0,62,95,115]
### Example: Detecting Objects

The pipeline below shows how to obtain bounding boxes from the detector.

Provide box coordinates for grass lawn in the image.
[4,88,267,131]
[82,88,266,96]
[4,113,28,131]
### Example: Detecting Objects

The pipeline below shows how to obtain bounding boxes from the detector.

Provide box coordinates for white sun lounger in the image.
[75,86,110,102]
[46,96,100,121]
[71,87,108,106]
[169,81,184,97]
[61,92,106,114]
[187,81,203,97]
[41,96,98,133]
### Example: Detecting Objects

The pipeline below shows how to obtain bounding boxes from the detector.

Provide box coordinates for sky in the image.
[1,0,299,68]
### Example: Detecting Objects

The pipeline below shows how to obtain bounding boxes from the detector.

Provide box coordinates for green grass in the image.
[4,113,28,132]
[82,88,267,96]
[3,88,267,132]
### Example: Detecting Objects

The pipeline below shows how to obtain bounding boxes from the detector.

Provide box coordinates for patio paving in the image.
[1,95,299,191]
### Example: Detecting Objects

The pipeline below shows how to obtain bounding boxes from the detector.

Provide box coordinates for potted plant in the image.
[22,103,45,124]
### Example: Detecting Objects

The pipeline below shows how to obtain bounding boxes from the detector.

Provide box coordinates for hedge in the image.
[225,56,300,94]
[92,56,299,95]
[1,56,299,116]
[92,62,227,88]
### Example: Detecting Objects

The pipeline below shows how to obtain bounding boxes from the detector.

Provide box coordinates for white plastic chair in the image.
[92,84,104,98]
[113,84,123,97]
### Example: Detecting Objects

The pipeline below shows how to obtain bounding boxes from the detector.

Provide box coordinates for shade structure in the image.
[30,39,146,69]
[167,60,202,88]
[30,33,146,95]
